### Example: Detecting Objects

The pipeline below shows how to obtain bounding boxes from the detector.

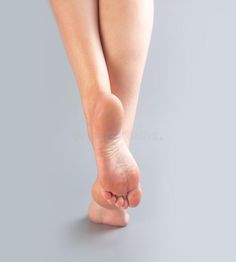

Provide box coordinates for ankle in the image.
[83,90,111,142]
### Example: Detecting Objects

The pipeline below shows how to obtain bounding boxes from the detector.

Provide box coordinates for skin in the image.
[50,0,154,227]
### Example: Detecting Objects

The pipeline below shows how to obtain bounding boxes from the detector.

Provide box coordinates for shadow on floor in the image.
[65,216,125,248]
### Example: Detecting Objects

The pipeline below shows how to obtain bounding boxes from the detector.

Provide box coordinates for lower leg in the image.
[51,0,132,226]
[50,0,111,142]
[99,0,154,145]
[90,0,154,209]
[50,0,128,225]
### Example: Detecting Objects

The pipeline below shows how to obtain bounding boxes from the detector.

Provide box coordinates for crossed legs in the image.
[50,0,154,226]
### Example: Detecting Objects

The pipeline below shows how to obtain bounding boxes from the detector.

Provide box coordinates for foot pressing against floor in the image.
[88,200,129,227]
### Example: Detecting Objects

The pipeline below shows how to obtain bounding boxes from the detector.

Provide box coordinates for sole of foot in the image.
[88,200,129,227]
[92,93,142,209]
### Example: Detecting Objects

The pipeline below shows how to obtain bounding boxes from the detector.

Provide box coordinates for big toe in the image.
[127,185,142,208]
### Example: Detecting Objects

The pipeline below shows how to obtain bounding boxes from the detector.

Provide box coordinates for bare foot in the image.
[91,93,142,209]
[88,200,129,227]
[91,177,129,210]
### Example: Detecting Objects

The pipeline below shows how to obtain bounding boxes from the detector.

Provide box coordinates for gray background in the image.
[0,0,235,261]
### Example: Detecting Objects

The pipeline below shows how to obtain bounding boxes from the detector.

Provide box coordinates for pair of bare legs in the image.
[50,0,154,227]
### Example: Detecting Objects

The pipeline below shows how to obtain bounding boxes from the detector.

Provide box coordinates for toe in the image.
[127,185,142,208]
[122,199,129,209]
[115,196,124,208]
[102,191,112,200]
[107,195,117,206]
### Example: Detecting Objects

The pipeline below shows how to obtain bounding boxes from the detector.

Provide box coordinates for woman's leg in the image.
[50,0,132,226]
[50,0,129,226]
[98,0,154,145]
[50,0,111,141]
[92,0,154,208]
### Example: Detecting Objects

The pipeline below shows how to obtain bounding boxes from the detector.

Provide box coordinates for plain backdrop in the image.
[0,1,235,262]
